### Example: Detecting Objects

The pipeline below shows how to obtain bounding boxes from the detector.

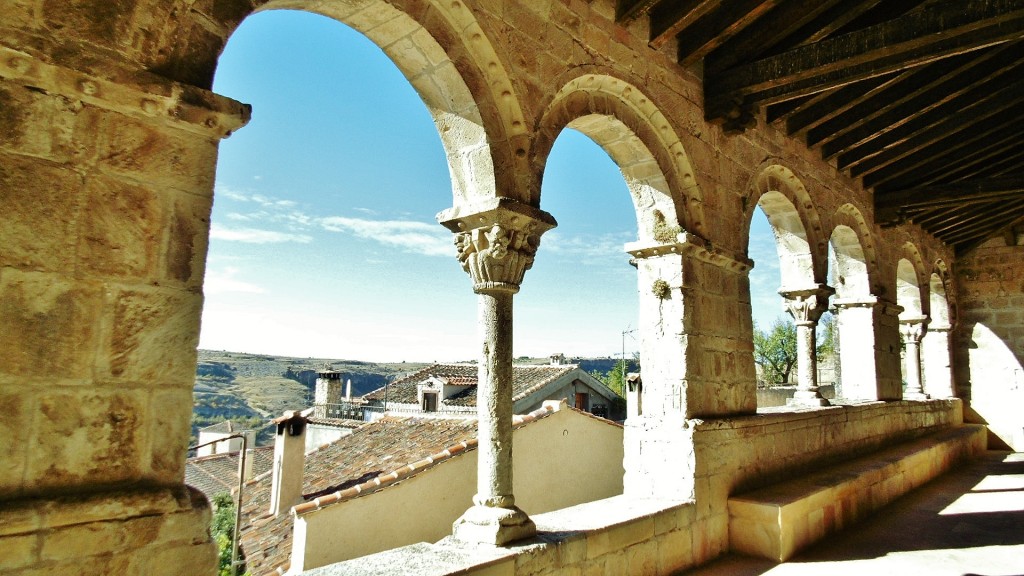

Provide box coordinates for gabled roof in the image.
[185,445,275,501]
[237,405,579,576]
[361,363,591,407]
[199,420,244,434]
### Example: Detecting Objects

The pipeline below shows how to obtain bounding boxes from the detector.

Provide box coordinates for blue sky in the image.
[200,10,782,362]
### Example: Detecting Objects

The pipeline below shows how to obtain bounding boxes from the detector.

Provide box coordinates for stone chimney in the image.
[240,448,254,482]
[314,366,342,418]
[269,411,307,516]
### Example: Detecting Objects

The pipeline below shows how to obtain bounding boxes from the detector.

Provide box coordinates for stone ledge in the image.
[0,43,249,138]
[727,424,987,562]
[300,497,696,576]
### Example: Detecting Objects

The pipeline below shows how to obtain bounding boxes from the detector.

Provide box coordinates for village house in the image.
[359,362,624,419]
[237,403,623,575]
[2,1,1023,575]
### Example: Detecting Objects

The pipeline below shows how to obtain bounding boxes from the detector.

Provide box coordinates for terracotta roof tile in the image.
[238,404,564,576]
[239,416,481,576]
[362,364,578,407]
[185,446,275,501]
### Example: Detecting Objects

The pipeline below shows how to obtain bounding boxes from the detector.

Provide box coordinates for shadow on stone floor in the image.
[680,452,1024,576]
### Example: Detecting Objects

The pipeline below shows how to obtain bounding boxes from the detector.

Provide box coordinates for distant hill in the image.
[190,351,624,447]
[191,350,430,446]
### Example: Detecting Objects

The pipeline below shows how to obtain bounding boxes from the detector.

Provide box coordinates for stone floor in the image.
[681,451,1024,576]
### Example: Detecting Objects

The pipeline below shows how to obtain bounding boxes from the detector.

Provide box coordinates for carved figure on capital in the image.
[780,286,834,326]
[441,199,556,295]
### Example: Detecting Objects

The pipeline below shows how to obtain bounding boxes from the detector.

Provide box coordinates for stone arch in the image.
[138,0,527,207]
[745,164,827,289]
[930,260,953,328]
[829,204,878,299]
[896,243,928,317]
[533,73,705,241]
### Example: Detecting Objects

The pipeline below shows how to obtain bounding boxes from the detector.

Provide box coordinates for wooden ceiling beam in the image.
[876,176,1024,211]
[649,0,715,49]
[941,200,1024,244]
[765,94,815,123]
[956,211,1024,254]
[772,0,886,51]
[876,119,1024,191]
[704,0,1024,122]
[676,0,784,66]
[947,209,1024,246]
[811,49,1005,153]
[855,86,1024,187]
[704,0,846,73]
[861,110,1024,189]
[786,73,900,135]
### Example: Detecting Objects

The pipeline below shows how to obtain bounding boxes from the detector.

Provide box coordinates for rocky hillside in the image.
[191,350,430,445]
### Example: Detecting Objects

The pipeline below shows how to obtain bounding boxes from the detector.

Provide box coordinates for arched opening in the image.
[896,256,927,398]
[922,265,955,397]
[746,166,832,408]
[829,223,877,400]
[204,9,474,362]
[200,8,517,573]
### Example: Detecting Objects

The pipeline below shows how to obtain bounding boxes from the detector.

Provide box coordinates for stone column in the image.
[0,43,249,574]
[900,316,929,400]
[922,322,956,398]
[780,286,834,406]
[833,296,904,401]
[623,233,755,501]
[438,198,555,546]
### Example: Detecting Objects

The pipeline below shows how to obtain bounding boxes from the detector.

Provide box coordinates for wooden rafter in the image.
[704,0,1024,122]
[649,0,715,49]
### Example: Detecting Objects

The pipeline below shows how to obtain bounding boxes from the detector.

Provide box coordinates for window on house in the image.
[422,392,438,412]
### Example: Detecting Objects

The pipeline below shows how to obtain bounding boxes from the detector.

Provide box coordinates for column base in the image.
[788,391,830,407]
[452,505,536,546]
[903,391,931,400]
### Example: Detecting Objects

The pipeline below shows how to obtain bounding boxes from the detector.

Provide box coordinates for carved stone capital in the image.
[438,198,556,294]
[899,315,929,343]
[779,285,834,325]
[832,296,903,317]
[625,231,753,272]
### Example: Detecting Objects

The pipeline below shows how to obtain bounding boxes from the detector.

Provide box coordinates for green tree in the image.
[210,493,247,576]
[817,311,836,357]
[753,318,798,386]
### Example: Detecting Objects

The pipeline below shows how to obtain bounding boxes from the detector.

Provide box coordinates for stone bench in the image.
[727,424,987,562]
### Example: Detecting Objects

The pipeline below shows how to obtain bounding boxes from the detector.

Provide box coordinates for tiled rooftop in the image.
[199,420,245,433]
[238,405,565,576]
[362,363,579,407]
[185,445,275,501]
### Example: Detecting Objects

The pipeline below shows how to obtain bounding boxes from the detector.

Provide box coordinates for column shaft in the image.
[475,290,515,508]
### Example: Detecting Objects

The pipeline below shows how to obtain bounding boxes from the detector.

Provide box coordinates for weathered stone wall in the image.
[0,0,1003,573]
[956,237,1024,450]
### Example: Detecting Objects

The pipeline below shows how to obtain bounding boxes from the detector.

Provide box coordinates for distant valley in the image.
[190,350,623,446]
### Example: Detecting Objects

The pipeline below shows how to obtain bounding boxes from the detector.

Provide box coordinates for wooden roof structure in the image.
[617,0,1024,254]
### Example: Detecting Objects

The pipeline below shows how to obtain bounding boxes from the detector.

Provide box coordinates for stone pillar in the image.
[622,233,755,501]
[922,322,956,398]
[900,316,929,400]
[0,43,249,574]
[438,198,555,545]
[833,296,904,401]
[780,286,834,406]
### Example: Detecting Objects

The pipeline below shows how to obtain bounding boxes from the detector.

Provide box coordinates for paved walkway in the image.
[680,451,1024,576]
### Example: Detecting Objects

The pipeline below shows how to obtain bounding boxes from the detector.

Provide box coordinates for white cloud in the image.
[542,231,635,266]
[210,224,313,244]
[204,267,266,295]
[319,216,452,257]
